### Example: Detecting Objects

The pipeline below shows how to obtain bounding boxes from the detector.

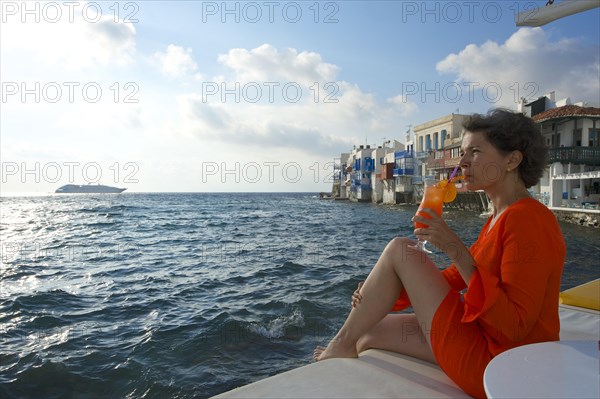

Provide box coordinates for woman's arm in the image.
[413,208,475,284]
[461,208,565,342]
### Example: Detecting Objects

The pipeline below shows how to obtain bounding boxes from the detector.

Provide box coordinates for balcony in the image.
[548,147,600,166]
[376,164,394,180]
[393,168,414,176]
[333,158,341,170]
[395,150,414,159]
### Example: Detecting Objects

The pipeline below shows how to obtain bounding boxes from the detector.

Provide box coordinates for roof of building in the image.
[532,105,600,123]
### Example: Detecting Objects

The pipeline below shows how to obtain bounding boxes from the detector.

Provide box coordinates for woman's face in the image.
[460,131,513,192]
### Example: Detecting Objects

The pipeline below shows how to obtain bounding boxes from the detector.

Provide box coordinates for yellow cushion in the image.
[560,279,600,311]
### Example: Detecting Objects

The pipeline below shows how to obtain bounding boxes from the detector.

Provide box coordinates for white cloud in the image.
[387,95,420,117]
[1,3,136,70]
[170,44,420,155]
[217,44,339,84]
[436,28,600,107]
[177,82,418,155]
[154,45,198,78]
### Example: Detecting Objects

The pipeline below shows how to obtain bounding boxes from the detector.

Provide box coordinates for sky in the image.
[1,0,599,193]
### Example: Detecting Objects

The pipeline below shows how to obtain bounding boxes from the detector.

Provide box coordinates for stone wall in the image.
[550,209,600,228]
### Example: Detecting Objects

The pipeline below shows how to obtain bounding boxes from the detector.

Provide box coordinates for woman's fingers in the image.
[351,281,364,308]
[413,208,459,251]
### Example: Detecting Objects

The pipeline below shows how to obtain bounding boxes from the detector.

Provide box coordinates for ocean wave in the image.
[326,253,349,261]
[7,290,82,313]
[246,308,305,340]
[85,221,118,228]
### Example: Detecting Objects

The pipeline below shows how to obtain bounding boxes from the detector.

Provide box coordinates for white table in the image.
[484,340,599,398]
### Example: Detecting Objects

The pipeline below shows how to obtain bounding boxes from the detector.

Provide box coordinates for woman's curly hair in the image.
[462,109,548,188]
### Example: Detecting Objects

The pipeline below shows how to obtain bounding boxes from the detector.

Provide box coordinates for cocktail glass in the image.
[410,177,445,253]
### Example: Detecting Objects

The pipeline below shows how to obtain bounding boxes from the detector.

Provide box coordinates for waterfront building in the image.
[332,153,350,199]
[332,141,404,203]
[371,140,404,203]
[393,146,416,204]
[380,150,397,204]
[386,130,415,204]
[529,102,600,209]
[344,145,376,202]
[413,113,469,180]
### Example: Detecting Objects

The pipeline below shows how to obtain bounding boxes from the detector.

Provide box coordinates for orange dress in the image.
[392,198,566,398]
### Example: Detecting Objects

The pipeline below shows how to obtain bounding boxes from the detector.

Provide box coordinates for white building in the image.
[371,140,404,203]
[332,153,350,199]
[413,113,469,180]
[530,103,600,208]
[345,145,376,202]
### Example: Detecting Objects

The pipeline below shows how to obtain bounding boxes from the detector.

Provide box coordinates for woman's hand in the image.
[351,281,364,308]
[412,208,460,254]
[412,208,475,283]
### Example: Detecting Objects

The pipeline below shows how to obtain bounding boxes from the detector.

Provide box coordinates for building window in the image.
[574,128,582,146]
[441,129,447,148]
[551,133,561,148]
[426,135,431,151]
[589,129,599,147]
[418,136,423,152]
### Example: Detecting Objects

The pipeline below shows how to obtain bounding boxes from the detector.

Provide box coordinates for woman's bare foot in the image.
[312,345,326,361]
[313,339,358,361]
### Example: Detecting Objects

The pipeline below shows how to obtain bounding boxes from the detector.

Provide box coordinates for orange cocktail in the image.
[411,176,461,252]
[414,180,445,229]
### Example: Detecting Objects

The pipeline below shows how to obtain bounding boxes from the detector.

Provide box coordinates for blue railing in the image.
[394,150,414,159]
[393,168,414,176]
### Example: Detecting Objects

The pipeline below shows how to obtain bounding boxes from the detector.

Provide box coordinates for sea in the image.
[1,192,598,398]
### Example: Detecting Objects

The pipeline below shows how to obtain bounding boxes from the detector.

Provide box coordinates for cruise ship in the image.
[55,184,127,194]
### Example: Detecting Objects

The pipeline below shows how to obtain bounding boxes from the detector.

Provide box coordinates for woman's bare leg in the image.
[356,313,436,363]
[314,237,450,361]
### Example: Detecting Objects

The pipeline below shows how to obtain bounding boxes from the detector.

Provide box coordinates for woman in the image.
[313,109,565,398]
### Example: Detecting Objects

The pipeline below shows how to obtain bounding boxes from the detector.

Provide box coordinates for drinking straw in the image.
[449,165,460,181]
